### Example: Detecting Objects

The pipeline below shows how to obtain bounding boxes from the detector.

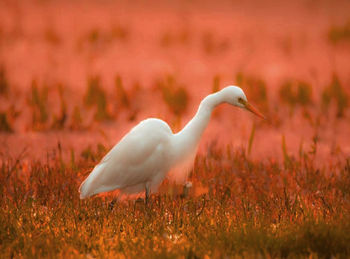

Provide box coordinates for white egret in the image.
[79,85,264,201]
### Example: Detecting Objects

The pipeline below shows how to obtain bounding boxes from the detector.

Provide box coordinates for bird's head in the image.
[222,86,265,119]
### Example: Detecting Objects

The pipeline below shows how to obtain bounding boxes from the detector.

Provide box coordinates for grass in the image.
[321,74,348,117]
[0,72,346,133]
[0,63,347,258]
[0,2,349,257]
[212,75,220,93]
[70,106,84,130]
[0,74,349,257]
[160,28,191,48]
[328,22,350,44]
[81,24,129,50]
[0,66,9,96]
[156,75,189,117]
[44,26,61,46]
[235,73,269,112]
[51,84,67,130]
[28,80,49,130]
[84,76,112,122]
[247,123,255,155]
[202,31,230,55]
[1,144,350,258]
[110,24,130,41]
[279,80,313,109]
[0,112,13,132]
[115,75,130,109]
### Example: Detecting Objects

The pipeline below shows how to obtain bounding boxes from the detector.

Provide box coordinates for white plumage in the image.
[79,86,264,199]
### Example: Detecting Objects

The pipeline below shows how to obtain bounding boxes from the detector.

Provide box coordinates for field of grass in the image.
[1,144,350,258]
[1,0,350,258]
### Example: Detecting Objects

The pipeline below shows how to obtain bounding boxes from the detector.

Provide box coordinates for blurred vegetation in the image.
[110,24,129,41]
[44,26,61,46]
[82,24,129,50]
[328,21,350,44]
[321,74,348,117]
[235,72,269,112]
[0,66,9,96]
[247,123,255,155]
[28,80,49,130]
[0,112,13,132]
[70,105,83,130]
[80,144,106,162]
[202,31,230,55]
[160,28,191,47]
[279,80,313,109]
[115,75,130,109]
[1,144,350,258]
[156,76,188,116]
[212,75,220,93]
[0,71,347,132]
[87,28,100,44]
[51,84,67,130]
[84,76,112,122]
[281,135,292,168]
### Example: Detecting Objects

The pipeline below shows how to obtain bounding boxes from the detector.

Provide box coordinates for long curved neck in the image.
[171,91,225,161]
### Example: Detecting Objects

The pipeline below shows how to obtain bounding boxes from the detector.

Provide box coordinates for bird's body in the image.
[79,86,264,199]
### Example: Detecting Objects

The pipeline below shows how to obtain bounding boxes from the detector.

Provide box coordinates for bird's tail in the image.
[79,173,94,199]
[79,179,89,199]
[79,163,107,199]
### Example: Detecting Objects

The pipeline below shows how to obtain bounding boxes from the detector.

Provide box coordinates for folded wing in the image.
[79,119,173,199]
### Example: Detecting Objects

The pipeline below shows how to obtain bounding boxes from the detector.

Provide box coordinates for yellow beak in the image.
[243,101,265,119]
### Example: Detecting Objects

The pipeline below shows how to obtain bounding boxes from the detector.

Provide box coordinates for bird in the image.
[79,85,265,201]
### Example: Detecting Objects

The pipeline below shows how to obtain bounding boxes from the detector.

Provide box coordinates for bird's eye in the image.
[237,97,246,105]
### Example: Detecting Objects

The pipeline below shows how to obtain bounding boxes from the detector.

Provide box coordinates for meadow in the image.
[1,142,350,258]
[1,0,350,258]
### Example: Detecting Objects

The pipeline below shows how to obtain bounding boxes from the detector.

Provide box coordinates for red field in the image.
[1,0,350,257]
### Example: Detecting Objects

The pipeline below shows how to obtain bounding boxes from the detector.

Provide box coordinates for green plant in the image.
[70,105,83,130]
[29,80,49,130]
[51,84,67,129]
[279,80,313,109]
[44,26,61,45]
[246,77,268,109]
[160,31,173,47]
[235,73,268,112]
[0,112,13,132]
[84,25,129,49]
[202,31,230,54]
[160,28,190,48]
[110,24,129,41]
[87,28,101,44]
[328,22,350,44]
[80,145,96,162]
[297,81,313,106]
[212,75,220,93]
[84,76,112,121]
[235,72,244,86]
[247,123,255,155]
[279,81,296,106]
[281,135,291,168]
[115,75,129,109]
[0,67,9,96]
[321,74,348,117]
[157,76,188,116]
[1,142,350,258]
[80,144,106,162]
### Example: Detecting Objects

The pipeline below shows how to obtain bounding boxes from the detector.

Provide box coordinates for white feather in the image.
[79,86,264,199]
